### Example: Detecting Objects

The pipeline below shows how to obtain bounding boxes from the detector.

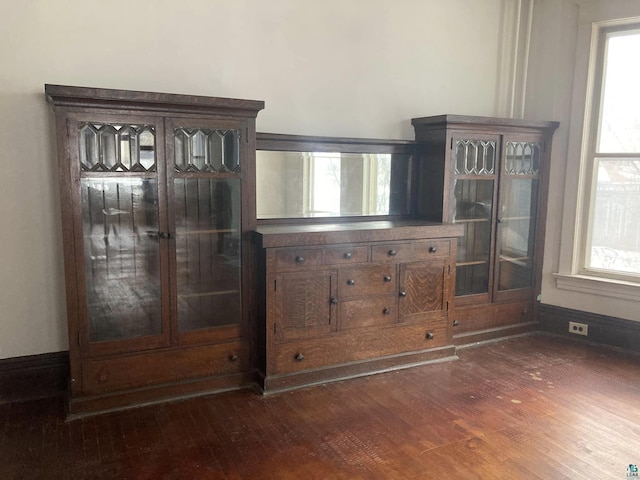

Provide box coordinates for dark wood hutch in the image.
[47,85,556,415]
[46,85,264,417]
[252,133,463,392]
[412,115,559,345]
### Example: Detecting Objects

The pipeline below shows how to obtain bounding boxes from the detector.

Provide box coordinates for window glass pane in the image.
[588,158,640,275]
[597,30,640,153]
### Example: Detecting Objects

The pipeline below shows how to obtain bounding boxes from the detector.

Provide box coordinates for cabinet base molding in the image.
[539,304,640,351]
[0,351,68,403]
[67,371,253,420]
[257,345,457,394]
[453,321,539,347]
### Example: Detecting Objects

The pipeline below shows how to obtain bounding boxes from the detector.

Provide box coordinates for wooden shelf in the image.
[178,289,239,299]
[176,228,239,236]
[454,218,490,224]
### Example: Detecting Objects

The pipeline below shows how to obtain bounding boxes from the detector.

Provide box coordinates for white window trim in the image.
[555,15,640,302]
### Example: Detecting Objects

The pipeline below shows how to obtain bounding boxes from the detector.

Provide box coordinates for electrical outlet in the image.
[568,321,588,336]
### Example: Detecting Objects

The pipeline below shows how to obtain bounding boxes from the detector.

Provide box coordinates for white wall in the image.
[527,0,640,321]
[0,0,520,359]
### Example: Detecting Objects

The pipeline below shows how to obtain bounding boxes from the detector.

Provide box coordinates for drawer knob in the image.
[399,290,407,297]
[388,249,397,256]
[426,332,435,340]
[347,279,356,286]
[295,256,305,263]
[429,246,438,253]
[383,307,391,315]
[383,275,392,282]
[294,353,305,362]
[229,353,239,362]
[330,297,338,305]
[343,252,353,259]
[453,319,460,327]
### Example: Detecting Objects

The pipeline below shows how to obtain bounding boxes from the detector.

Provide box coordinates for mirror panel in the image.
[256,134,414,220]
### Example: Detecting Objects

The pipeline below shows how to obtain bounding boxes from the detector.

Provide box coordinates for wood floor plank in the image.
[2,334,640,479]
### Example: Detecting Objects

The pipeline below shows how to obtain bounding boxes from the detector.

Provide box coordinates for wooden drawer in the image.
[414,240,451,259]
[82,341,249,395]
[371,242,414,262]
[453,301,533,333]
[338,264,397,298]
[273,323,448,374]
[339,295,398,330]
[323,246,368,265]
[275,248,322,271]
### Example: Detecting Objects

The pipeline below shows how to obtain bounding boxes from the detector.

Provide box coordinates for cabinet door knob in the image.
[330,297,338,305]
[388,249,397,256]
[228,353,239,362]
[426,332,434,340]
[295,256,305,263]
[428,246,437,253]
[399,290,407,297]
[383,275,392,282]
[343,252,353,259]
[347,279,356,286]
[383,307,391,315]
[294,353,305,362]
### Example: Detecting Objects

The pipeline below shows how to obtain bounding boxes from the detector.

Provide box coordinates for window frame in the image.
[580,22,640,283]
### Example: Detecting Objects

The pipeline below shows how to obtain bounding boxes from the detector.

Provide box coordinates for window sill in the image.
[553,273,640,302]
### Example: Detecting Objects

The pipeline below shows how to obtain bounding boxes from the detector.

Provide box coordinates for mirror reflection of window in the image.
[309,152,341,216]
[256,150,399,219]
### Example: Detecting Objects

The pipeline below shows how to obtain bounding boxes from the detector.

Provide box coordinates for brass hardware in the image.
[399,290,407,297]
[295,256,305,263]
[294,353,305,362]
[428,246,437,253]
[453,319,460,327]
[426,332,434,340]
[347,279,355,286]
[229,354,239,362]
[384,275,392,282]
[388,249,397,256]
[343,252,352,259]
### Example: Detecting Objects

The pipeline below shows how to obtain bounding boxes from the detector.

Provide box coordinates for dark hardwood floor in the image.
[2,333,640,479]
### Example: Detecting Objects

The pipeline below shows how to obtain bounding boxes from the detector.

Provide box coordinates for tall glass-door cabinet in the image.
[46,85,264,417]
[412,115,558,345]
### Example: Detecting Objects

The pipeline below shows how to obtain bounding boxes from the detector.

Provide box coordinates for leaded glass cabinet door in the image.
[70,112,171,356]
[166,117,249,344]
[450,134,500,303]
[494,133,544,301]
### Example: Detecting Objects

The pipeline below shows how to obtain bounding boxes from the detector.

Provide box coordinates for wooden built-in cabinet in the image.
[46,85,264,417]
[412,115,559,345]
[253,221,463,393]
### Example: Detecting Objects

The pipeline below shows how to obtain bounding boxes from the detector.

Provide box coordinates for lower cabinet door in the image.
[399,261,448,321]
[274,270,337,341]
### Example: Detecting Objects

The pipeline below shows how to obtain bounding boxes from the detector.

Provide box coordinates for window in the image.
[583,23,640,280]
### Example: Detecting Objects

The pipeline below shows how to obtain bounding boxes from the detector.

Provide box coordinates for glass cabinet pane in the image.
[497,178,539,291]
[81,177,163,342]
[174,178,242,331]
[453,179,494,296]
[452,137,497,297]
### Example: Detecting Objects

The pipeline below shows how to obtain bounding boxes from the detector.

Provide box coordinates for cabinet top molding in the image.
[411,114,559,131]
[44,84,265,117]
[254,220,464,248]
